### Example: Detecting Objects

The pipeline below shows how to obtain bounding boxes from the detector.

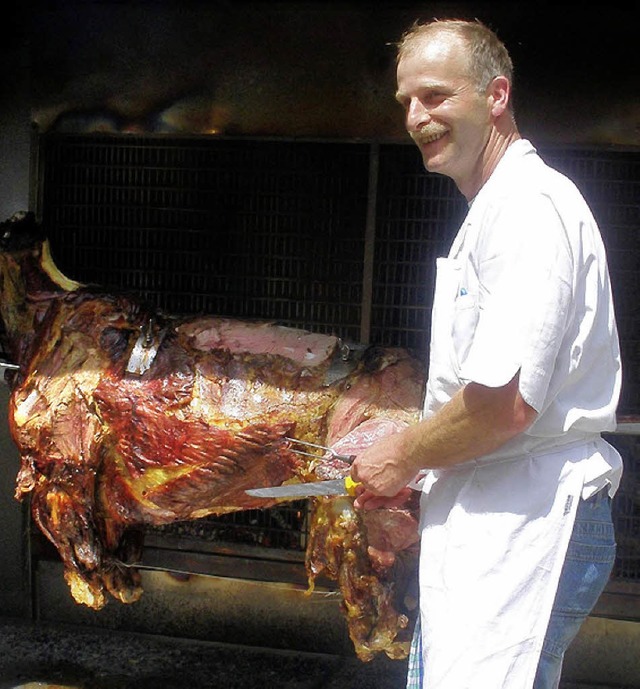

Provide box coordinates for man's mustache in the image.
[410,124,448,145]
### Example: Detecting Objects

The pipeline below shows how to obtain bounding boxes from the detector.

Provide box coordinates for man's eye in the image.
[424,92,445,106]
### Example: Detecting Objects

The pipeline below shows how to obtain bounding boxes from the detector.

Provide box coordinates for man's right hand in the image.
[353,485,415,511]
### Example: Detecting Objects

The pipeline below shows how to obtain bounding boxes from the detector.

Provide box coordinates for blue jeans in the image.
[533,489,617,689]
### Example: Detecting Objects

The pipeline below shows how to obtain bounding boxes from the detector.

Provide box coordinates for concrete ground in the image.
[0,617,632,689]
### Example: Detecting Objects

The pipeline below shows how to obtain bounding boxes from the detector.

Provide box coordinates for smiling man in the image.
[395,20,518,202]
[351,19,622,689]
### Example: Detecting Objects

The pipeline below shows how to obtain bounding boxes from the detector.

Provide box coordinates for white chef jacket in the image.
[416,139,622,689]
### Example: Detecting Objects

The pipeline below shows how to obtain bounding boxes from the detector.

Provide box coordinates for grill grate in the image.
[372,145,466,353]
[152,501,310,552]
[36,134,640,584]
[42,136,369,338]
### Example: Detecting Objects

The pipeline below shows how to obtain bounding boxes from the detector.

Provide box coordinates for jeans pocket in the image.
[535,493,616,686]
[552,493,616,617]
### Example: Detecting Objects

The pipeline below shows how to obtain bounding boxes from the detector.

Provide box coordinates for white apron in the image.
[417,256,587,689]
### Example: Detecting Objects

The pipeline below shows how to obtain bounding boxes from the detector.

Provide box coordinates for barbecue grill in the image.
[6,132,638,651]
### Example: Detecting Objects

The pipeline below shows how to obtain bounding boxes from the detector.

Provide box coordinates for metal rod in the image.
[1,362,20,384]
[284,437,355,463]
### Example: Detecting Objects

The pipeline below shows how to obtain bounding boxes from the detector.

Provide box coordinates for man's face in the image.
[395,34,492,189]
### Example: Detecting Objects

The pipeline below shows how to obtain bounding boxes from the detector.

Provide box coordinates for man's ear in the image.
[488,75,511,116]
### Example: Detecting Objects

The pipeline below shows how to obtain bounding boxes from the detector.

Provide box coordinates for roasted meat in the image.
[306,494,420,662]
[0,212,424,661]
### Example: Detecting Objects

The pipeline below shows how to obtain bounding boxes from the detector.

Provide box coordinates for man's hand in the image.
[350,430,421,503]
[353,484,415,511]
[350,373,537,510]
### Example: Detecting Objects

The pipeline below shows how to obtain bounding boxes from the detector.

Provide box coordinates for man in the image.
[351,18,622,689]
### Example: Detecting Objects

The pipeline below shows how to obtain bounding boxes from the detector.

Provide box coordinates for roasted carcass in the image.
[0,212,423,661]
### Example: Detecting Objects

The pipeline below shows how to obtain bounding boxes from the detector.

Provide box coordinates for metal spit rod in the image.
[284,437,355,463]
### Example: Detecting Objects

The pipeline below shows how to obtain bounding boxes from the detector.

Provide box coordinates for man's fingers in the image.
[354,490,394,511]
[353,488,376,510]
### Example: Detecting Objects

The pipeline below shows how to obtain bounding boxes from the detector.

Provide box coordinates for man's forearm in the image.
[351,373,537,500]
[401,374,538,473]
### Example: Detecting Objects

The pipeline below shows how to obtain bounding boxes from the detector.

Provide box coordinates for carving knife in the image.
[246,475,360,499]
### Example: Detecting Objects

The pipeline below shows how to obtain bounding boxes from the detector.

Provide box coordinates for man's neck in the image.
[459,124,521,202]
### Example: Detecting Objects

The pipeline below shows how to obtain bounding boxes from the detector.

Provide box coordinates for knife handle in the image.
[344,476,360,496]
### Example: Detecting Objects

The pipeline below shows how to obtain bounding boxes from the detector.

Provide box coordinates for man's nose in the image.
[406,98,431,132]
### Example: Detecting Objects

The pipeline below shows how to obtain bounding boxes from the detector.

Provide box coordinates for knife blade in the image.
[246,476,360,499]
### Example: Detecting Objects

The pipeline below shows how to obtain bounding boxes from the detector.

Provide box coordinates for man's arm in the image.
[351,372,537,509]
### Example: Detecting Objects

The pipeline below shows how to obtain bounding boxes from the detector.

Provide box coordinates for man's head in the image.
[394,19,519,200]
[397,19,514,110]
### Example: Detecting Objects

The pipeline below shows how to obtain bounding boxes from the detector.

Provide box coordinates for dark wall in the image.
[10,1,638,147]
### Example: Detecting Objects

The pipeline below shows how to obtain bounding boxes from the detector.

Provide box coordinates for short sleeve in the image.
[459,192,574,412]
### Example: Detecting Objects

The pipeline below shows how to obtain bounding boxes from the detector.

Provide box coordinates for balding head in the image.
[397,19,514,111]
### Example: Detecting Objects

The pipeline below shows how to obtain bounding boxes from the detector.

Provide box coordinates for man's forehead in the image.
[397,33,470,84]
[399,30,466,64]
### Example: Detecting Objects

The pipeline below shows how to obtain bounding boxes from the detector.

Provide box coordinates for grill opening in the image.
[34,133,640,598]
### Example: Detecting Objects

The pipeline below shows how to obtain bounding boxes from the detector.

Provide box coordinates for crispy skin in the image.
[1,224,425,661]
[10,294,337,606]
[306,496,419,662]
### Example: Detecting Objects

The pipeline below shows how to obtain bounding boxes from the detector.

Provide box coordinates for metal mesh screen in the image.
[372,145,466,354]
[152,500,310,552]
[41,135,369,339]
[36,134,640,582]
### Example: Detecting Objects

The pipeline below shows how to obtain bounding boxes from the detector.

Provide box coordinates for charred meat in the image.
[0,212,424,661]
